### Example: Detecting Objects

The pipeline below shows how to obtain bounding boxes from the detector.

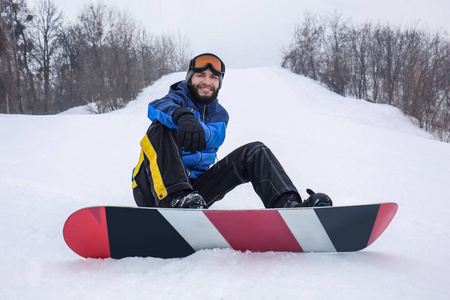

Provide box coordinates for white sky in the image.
[29,0,450,68]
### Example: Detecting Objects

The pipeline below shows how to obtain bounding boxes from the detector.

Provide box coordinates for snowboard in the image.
[63,203,398,259]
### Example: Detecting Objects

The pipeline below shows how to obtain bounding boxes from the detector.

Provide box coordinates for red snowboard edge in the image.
[63,207,111,258]
[367,203,398,247]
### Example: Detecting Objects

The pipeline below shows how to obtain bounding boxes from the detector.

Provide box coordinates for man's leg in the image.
[132,121,193,207]
[193,141,300,208]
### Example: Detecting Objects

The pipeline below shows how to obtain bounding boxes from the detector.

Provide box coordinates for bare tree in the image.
[376,25,407,106]
[172,30,192,72]
[349,22,372,100]
[282,11,324,80]
[30,0,63,114]
[321,12,351,96]
[0,0,16,114]
[0,0,28,114]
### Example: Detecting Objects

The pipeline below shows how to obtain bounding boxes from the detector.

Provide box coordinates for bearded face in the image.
[188,69,220,104]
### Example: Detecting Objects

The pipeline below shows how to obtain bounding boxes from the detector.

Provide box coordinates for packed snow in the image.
[1,66,449,299]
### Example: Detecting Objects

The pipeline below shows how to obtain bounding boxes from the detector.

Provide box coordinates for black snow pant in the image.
[132,121,299,208]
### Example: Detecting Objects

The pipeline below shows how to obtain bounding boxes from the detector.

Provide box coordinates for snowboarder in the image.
[132,53,332,209]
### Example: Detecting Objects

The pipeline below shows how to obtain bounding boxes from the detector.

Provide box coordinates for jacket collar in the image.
[170,81,218,111]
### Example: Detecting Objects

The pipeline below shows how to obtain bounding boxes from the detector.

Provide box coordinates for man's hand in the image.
[174,108,206,154]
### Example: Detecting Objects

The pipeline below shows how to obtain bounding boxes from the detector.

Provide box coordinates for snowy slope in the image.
[1,66,449,300]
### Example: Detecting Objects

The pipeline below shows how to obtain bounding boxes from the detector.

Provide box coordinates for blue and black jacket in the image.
[147,81,229,179]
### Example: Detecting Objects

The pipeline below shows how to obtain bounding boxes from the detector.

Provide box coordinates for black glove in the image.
[173,107,206,154]
[305,189,333,207]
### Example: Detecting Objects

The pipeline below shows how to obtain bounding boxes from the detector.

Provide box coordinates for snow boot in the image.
[170,191,207,209]
[273,192,307,208]
[304,189,333,207]
[274,190,333,208]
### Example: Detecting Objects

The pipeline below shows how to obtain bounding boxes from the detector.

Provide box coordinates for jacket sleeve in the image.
[205,122,227,148]
[147,96,182,129]
[204,105,229,148]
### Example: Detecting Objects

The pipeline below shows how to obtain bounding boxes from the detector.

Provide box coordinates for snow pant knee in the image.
[239,141,298,207]
[132,121,192,207]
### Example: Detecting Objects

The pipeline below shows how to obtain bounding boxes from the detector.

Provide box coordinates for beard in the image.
[188,83,219,104]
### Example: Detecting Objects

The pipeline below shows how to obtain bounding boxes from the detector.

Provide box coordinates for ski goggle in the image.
[189,53,225,76]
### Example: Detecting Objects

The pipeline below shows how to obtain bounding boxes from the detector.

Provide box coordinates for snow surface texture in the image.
[1,66,449,299]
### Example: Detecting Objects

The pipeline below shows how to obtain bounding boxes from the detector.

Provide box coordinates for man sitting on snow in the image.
[131,53,332,209]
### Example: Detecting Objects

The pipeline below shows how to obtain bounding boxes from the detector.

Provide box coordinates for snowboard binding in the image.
[305,189,333,207]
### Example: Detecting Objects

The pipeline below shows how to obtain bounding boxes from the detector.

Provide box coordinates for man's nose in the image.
[202,76,213,85]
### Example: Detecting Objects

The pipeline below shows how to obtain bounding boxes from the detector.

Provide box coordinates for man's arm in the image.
[147,97,181,129]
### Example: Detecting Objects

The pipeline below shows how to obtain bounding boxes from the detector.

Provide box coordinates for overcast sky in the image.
[29,0,450,68]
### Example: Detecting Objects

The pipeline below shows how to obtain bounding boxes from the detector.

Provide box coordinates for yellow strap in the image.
[139,135,168,199]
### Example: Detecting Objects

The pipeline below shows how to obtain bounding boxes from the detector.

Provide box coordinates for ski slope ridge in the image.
[1,66,449,299]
